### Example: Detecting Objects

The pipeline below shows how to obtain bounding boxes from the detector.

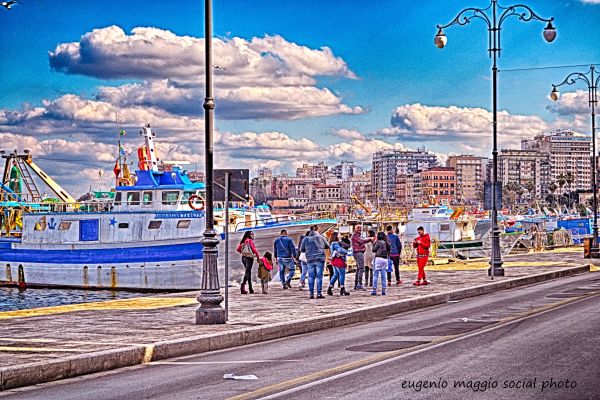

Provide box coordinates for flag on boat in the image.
[119,129,126,136]
[119,144,126,156]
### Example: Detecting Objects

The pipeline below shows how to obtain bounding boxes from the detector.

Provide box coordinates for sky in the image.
[1,0,600,195]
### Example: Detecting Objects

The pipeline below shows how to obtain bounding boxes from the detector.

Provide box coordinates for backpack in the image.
[241,240,254,258]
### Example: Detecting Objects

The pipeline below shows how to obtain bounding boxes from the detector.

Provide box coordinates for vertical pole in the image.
[196,0,225,324]
[489,0,504,277]
[591,66,599,257]
[224,172,230,320]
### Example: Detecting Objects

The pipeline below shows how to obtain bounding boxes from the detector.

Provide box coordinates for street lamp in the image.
[436,0,556,277]
[196,0,225,324]
[550,66,600,257]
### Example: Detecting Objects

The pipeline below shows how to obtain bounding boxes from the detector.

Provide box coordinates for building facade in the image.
[521,130,591,192]
[419,167,456,204]
[371,148,438,202]
[497,149,550,202]
[446,155,486,204]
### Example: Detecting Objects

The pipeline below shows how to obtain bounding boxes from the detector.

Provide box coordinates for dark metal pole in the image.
[224,172,230,320]
[591,66,599,257]
[489,0,504,277]
[196,0,225,324]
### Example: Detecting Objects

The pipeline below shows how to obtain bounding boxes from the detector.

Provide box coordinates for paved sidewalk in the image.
[0,248,595,389]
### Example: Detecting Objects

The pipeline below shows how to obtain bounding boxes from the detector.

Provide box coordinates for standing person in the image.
[412,226,431,286]
[257,251,273,294]
[326,232,350,296]
[386,225,403,285]
[297,231,310,290]
[371,231,390,296]
[236,231,260,294]
[274,229,297,289]
[300,227,330,299]
[364,229,376,287]
[351,225,371,290]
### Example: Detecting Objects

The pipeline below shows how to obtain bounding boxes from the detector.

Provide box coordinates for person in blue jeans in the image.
[327,232,351,296]
[300,226,330,299]
[274,229,297,289]
[371,231,390,296]
[296,231,310,290]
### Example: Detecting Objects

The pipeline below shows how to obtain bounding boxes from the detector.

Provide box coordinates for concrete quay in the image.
[0,248,595,391]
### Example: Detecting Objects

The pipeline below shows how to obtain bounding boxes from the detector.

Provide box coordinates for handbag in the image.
[331,257,345,268]
[387,258,393,273]
[299,252,307,262]
[241,241,254,258]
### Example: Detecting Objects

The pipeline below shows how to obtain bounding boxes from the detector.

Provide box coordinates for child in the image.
[257,251,273,294]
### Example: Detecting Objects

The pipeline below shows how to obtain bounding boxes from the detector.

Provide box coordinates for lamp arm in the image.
[437,7,492,31]
[553,72,592,91]
[497,4,553,28]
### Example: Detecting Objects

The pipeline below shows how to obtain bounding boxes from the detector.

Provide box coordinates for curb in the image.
[0,264,591,391]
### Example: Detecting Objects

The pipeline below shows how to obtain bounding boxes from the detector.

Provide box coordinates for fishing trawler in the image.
[0,125,336,290]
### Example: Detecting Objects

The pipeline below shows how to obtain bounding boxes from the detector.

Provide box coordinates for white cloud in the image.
[381,103,549,154]
[580,0,600,4]
[330,128,366,140]
[546,90,590,116]
[46,26,364,121]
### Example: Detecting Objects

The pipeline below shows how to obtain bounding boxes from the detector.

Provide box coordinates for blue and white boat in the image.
[0,125,336,290]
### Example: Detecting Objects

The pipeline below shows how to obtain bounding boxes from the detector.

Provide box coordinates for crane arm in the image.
[24,159,77,203]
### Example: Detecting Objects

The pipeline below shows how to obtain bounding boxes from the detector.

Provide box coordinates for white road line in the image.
[151,360,300,365]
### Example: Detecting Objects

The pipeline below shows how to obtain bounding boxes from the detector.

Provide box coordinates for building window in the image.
[148,220,162,230]
[177,220,191,229]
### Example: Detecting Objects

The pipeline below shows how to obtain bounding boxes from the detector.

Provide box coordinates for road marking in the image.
[230,290,600,400]
[0,346,87,353]
[151,360,301,365]
[0,297,197,319]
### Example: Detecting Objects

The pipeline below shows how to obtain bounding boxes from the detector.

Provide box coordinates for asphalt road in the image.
[2,272,600,400]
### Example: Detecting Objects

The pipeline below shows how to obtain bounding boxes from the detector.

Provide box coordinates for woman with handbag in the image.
[297,231,310,290]
[236,231,260,294]
[327,232,350,296]
[371,231,391,296]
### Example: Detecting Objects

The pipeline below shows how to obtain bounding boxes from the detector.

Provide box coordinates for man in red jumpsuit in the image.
[412,226,431,286]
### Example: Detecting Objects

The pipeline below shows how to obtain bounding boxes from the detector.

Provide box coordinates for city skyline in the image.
[1,0,599,195]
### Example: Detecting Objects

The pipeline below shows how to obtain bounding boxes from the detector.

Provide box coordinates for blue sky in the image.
[1,0,599,193]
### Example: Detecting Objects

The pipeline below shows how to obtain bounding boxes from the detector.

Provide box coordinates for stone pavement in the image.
[0,247,594,373]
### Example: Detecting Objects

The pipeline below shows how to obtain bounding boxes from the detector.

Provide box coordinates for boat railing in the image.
[20,201,113,214]
[232,211,335,232]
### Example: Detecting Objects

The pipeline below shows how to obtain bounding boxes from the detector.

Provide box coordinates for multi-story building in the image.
[497,149,550,201]
[446,155,487,204]
[371,148,438,202]
[331,161,356,180]
[521,130,591,192]
[296,162,329,180]
[419,167,456,204]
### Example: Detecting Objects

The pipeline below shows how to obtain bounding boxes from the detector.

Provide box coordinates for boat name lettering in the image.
[154,212,203,219]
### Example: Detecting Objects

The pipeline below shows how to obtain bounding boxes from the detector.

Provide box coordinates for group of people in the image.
[236,224,431,299]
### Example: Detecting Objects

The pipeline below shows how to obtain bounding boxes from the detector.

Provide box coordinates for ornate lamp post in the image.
[435,0,556,277]
[196,0,225,324]
[551,66,600,257]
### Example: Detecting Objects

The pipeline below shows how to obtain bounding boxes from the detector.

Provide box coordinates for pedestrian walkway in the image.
[0,248,595,391]
[0,248,589,366]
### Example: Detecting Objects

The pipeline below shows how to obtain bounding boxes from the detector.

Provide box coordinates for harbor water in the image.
[0,287,155,312]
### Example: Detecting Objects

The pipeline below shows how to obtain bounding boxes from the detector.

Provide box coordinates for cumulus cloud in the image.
[330,128,366,140]
[380,103,549,154]
[546,90,590,116]
[46,26,363,120]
